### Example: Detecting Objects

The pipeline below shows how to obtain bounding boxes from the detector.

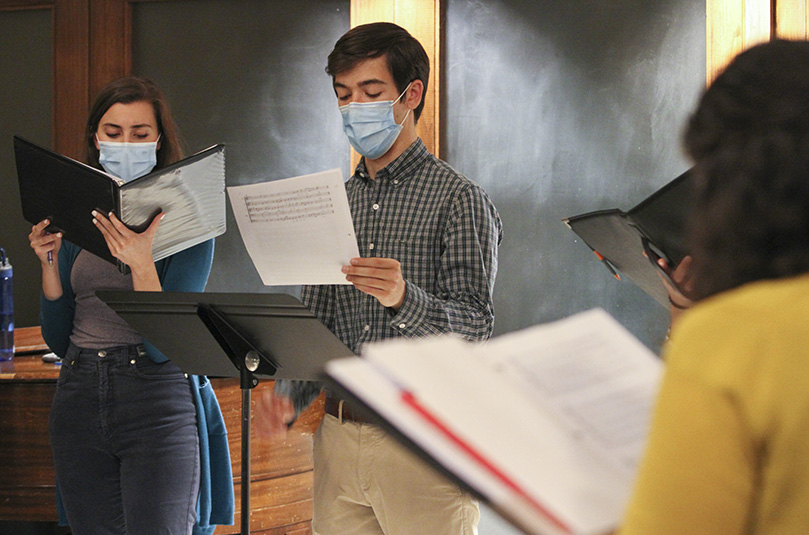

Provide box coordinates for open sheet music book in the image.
[325,309,663,535]
[15,136,226,274]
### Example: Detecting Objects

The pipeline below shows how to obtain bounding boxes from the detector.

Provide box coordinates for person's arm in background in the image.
[156,239,214,292]
[33,231,81,359]
[254,283,337,438]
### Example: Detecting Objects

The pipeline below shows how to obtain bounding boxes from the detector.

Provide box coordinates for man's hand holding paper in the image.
[342,256,406,310]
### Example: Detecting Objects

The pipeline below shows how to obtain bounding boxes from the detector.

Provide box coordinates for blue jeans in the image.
[50,344,200,535]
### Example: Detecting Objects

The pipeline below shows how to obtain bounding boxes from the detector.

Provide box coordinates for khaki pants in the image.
[312,414,480,535]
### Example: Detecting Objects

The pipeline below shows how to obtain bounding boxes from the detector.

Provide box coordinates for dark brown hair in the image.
[85,76,185,169]
[326,22,430,122]
[684,40,809,299]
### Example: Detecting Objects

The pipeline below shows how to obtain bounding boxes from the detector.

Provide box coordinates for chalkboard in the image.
[132,0,352,298]
[443,0,706,350]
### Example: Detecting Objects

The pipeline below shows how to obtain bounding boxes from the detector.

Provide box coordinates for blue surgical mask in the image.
[97,135,159,183]
[339,83,411,160]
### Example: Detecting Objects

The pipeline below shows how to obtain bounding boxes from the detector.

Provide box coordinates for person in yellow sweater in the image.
[620,39,809,534]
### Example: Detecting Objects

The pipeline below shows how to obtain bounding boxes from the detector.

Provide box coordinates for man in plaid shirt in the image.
[261,22,502,535]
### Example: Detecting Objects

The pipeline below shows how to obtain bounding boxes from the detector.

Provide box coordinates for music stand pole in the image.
[198,304,266,535]
[240,362,256,535]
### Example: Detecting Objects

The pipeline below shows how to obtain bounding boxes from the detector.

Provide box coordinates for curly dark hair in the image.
[85,76,185,169]
[326,22,430,123]
[684,39,809,300]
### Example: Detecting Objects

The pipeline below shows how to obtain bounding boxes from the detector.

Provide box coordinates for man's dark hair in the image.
[326,22,430,122]
[684,39,809,299]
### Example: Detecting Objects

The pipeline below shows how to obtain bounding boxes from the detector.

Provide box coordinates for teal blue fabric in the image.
[42,239,234,530]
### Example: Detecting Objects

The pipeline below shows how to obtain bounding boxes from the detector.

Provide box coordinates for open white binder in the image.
[325,309,663,535]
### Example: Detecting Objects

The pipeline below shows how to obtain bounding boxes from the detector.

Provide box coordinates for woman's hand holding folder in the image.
[92,210,164,290]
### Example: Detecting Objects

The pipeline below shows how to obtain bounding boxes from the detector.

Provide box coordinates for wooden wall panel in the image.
[53,0,90,159]
[706,0,772,83]
[0,382,59,521]
[776,0,809,38]
[706,0,809,83]
[394,1,440,160]
[89,0,130,97]
[350,0,395,25]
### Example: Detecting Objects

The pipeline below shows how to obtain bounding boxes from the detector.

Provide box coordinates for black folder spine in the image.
[113,187,129,275]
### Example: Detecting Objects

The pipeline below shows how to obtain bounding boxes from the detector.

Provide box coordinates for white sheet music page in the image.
[227,169,360,285]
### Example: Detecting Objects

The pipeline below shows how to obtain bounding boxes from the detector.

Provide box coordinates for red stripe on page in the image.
[400,391,572,534]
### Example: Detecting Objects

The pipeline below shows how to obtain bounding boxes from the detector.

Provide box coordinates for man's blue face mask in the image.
[339,83,411,160]
[96,135,159,183]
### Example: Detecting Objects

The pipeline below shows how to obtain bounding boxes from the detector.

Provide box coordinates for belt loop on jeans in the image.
[65,344,81,366]
[324,393,372,424]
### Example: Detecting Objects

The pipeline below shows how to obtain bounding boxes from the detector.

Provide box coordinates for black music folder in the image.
[14,136,227,273]
[563,169,694,307]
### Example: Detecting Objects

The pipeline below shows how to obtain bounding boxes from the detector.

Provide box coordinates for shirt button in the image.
[368,243,375,250]
[363,324,371,332]
[372,203,380,211]
[98,350,107,357]
[398,323,407,329]
[130,359,136,365]
[393,179,399,185]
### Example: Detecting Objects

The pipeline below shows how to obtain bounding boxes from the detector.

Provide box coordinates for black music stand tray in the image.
[97,290,354,535]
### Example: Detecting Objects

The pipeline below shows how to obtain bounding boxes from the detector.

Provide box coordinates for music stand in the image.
[97,290,354,535]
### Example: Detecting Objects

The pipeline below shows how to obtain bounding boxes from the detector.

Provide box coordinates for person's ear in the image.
[93,133,100,150]
[405,79,424,111]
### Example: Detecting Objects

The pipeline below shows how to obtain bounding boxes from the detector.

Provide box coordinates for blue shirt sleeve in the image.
[39,241,81,358]
[141,239,214,362]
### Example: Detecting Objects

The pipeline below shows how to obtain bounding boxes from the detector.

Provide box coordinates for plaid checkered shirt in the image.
[276,138,503,410]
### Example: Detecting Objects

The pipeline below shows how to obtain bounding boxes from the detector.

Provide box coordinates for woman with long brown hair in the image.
[28,76,233,535]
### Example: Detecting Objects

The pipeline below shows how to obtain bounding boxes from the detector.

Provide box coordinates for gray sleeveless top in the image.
[69,250,142,349]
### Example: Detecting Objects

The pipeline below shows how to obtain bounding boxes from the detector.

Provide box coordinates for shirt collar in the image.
[354,138,429,187]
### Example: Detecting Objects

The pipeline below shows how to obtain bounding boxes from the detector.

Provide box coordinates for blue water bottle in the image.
[0,247,13,361]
